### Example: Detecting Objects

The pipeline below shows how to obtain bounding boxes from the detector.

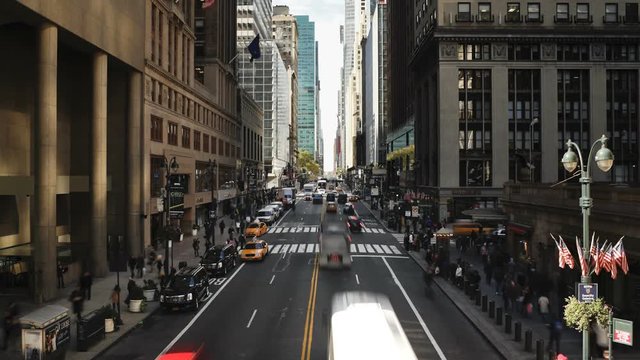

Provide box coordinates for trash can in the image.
[20,305,71,360]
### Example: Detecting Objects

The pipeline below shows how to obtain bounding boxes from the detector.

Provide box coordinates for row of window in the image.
[151,115,241,159]
[454,43,640,62]
[151,4,192,83]
[456,2,639,24]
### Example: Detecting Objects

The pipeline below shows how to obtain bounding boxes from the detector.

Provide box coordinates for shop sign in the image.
[577,283,598,303]
[411,206,419,218]
[45,318,71,353]
[613,318,633,346]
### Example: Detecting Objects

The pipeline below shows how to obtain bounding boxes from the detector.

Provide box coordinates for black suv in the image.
[200,244,238,276]
[160,265,210,311]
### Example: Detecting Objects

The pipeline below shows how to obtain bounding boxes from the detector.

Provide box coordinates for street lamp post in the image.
[529,117,539,182]
[208,159,217,244]
[163,156,179,276]
[560,134,614,360]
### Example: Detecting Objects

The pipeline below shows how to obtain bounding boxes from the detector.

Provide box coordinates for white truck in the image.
[282,187,296,209]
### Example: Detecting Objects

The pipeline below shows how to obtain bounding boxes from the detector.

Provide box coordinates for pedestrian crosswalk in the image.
[267,243,402,255]
[266,226,387,234]
[392,234,405,244]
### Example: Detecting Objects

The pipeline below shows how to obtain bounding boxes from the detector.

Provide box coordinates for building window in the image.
[457,43,491,60]
[158,11,163,66]
[525,3,541,22]
[557,44,589,61]
[458,69,492,187]
[151,156,164,198]
[211,137,217,154]
[167,121,178,145]
[225,142,230,157]
[456,2,472,22]
[626,3,639,23]
[605,3,619,23]
[203,134,209,153]
[575,3,590,22]
[168,21,173,73]
[555,3,570,22]
[508,44,541,61]
[182,126,191,148]
[193,130,201,151]
[508,69,541,182]
[477,3,493,22]
[151,5,157,63]
[606,44,638,61]
[506,3,521,22]
[606,70,639,183]
[151,115,163,142]
[558,70,590,180]
[218,138,224,155]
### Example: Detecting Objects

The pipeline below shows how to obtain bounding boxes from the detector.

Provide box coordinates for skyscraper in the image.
[295,15,317,158]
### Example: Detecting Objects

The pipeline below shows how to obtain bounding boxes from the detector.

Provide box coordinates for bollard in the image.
[514,321,522,342]
[463,279,469,293]
[468,284,476,300]
[535,339,544,360]
[481,295,488,312]
[489,301,495,318]
[505,313,512,334]
[475,289,481,306]
[496,307,503,326]
[524,329,533,351]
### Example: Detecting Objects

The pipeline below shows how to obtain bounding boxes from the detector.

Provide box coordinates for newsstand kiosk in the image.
[20,305,70,360]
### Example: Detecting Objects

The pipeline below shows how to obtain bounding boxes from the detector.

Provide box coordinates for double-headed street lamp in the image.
[560,134,614,360]
[163,156,179,276]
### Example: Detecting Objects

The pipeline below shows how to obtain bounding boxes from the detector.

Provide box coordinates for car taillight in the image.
[329,253,342,263]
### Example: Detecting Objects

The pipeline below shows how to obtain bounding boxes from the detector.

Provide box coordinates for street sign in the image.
[371,187,379,196]
[613,318,633,346]
[577,283,598,303]
[411,206,419,218]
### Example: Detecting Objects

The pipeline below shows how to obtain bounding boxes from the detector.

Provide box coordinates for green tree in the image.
[298,150,321,177]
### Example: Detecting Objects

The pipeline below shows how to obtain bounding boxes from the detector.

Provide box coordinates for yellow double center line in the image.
[301,254,319,360]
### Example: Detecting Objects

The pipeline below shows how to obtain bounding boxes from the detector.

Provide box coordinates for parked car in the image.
[312,193,323,204]
[240,239,269,261]
[256,208,277,225]
[326,201,338,213]
[346,216,364,233]
[160,265,210,311]
[199,244,238,276]
[343,203,356,215]
[269,201,285,216]
[245,222,268,237]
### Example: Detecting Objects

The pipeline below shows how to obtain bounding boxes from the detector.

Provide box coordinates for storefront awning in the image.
[508,223,532,236]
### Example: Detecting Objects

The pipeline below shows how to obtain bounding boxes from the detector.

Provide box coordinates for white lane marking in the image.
[365,244,375,253]
[350,244,356,253]
[390,246,401,255]
[355,274,360,285]
[269,275,275,285]
[281,227,288,233]
[271,245,282,254]
[156,264,246,358]
[306,244,314,253]
[382,257,447,360]
[246,309,258,328]
[363,228,371,233]
[381,245,392,254]
[357,244,367,253]
[268,228,275,233]
[374,228,383,233]
[304,227,310,232]
[310,227,317,232]
[314,244,319,253]
[289,244,298,253]
[275,228,283,233]
[281,244,290,254]
[373,244,383,254]
[274,209,292,226]
[351,254,408,259]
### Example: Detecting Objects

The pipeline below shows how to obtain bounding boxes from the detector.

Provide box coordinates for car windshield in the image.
[166,276,194,290]
[203,249,223,261]
[257,210,271,217]
[248,223,259,229]
[244,243,263,249]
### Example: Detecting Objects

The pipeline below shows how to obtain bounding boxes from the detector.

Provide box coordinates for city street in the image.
[101,199,501,359]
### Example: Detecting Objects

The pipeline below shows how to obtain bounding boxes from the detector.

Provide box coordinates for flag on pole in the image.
[559,236,575,269]
[598,241,609,272]
[202,0,216,9]
[609,246,618,279]
[602,243,613,272]
[576,237,588,277]
[551,234,566,269]
[613,237,629,275]
[248,34,261,62]
[592,238,602,275]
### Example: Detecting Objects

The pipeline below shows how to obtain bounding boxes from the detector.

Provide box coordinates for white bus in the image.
[328,292,417,360]
[317,179,327,191]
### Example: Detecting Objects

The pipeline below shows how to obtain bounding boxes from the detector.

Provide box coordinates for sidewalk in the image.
[361,200,639,360]
[1,214,235,360]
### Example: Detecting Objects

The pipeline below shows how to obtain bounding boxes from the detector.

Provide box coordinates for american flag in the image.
[559,236,575,269]
[551,234,566,269]
[602,243,613,272]
[610,245,618,280]
[613,237,629,275]
[576,237,589,277]
[591,238,601,275]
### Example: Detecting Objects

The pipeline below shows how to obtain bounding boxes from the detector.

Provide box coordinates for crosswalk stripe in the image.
[268,228,275,234]
[350,244,356,253]
[306,244,314,253]
[271,244,282,254]
[365,244,375,253]
[390,246,401,255]
[304,227,310,232]
[357,244,367,253]
[275,228,283,233]
[374,228,383,233]
[314,244,319,253]
[284,227,291,233]
[289,244,298,253]
[381,245,392,254]
[281,244,290,253]
[310,227,317,232]
[373,244,383,253]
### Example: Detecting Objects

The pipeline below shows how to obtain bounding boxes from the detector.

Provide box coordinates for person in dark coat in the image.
[136,256,144,278]
[79,271,93,300]
[69,286,84,320]
[193,238,200,257]
[125,278,136,304]
[128,256,136,278]
[219,220,226,235]
[56,261,65,289]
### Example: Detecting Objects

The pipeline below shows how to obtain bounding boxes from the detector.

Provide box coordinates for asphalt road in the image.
[100,196,500,360]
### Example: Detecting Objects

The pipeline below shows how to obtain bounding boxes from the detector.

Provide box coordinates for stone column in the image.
[34,23,58,303]
[127,72,143,257]
[541,68,559,183]
[91,52,108,276]
[492,66,509,187]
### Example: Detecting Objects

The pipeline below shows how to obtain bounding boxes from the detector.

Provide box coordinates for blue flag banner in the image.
[248,34,261,62]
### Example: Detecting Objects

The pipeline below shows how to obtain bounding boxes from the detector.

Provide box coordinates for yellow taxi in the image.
[326,201,338,213]
[245,222,268,237]
[240,239,269,261]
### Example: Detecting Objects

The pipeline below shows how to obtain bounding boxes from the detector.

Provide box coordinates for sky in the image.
[275,0,344,172]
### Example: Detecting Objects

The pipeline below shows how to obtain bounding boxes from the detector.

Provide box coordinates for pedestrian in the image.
[125,278,136,305]
[193,238,200,257]
[147,249,156,273]
[483,261,493,285]
[228,226,235,240]
[238,233,246,249]
[111,285,121,314]
[493,266,504,295]
[128,256,136,278]
[79,271,93,301]
[69,286,84,320]
[538,293,550,324]
[219,219,226,235]
[1,302,18,350]
[547,318,563,355]
[404,231,410,251]
[56,261,66,289]
[205,237,212,251]
[136,255,144,278]
[455,264,463,288]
